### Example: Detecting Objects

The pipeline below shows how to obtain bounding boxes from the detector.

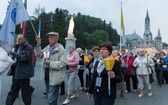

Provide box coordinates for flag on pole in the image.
[21,0,27,34]
[120,2,126,46]
[0,0,29,52]
[38,20,41,37]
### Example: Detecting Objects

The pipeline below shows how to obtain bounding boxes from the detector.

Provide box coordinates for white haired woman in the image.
[133,49,154,97]
[76,47,85,90]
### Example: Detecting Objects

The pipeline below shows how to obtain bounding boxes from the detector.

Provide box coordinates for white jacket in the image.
[0,47,14,75]
[133,56,154,75]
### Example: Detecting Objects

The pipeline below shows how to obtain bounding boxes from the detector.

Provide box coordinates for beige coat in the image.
[35,43,67,86]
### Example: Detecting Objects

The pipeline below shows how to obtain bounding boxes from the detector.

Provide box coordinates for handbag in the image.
[147,56,154,83]
[149,73,154,83]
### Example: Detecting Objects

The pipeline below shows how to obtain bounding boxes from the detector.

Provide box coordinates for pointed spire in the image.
[134,30,136,34]
[145,9,150,23]
[157,28,161,37]
[146,10,149,19]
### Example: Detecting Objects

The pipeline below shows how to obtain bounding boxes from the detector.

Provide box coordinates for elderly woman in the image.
[63,46,79,104]
[76,47,85,90]
[87,42,122,105]
[133,49,154,97]
[154,52,165,87]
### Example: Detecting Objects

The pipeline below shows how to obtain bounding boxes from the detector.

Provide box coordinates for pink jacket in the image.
[67,51,80,72]
[124,56,135,75]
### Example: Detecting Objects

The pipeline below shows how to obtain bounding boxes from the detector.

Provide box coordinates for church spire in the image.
[157,28,161,38]
[146,10,149,19]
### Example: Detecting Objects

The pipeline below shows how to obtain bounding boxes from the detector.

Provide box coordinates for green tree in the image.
[52,8,68,46]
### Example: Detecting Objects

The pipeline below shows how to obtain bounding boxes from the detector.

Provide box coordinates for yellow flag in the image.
[120,2,126,45]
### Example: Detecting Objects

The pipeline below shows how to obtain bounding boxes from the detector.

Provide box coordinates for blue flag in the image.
[0,0,29,52]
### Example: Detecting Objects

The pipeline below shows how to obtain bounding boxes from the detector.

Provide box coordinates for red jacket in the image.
[124,56,135,75]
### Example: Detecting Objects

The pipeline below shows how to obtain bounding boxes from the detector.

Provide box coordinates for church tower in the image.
[143,10,153,47]
[155,29,162,51]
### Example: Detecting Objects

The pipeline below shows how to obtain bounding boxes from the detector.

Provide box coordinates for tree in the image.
[33,5,46,18]
[51,8,68,46]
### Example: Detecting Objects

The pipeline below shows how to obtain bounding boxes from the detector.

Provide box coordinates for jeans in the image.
[6,78,31,105]
[47,85,59,105]
[94,94,115,105]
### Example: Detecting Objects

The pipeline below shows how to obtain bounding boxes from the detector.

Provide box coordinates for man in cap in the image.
[35,32,67,105]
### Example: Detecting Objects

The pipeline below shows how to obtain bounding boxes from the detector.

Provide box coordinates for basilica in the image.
[130,10,162,51]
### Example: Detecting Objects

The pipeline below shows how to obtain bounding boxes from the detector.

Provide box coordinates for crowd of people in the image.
[1,31,168,105]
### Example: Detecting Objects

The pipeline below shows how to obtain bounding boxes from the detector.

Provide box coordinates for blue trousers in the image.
[45,69,59,105]
[47,85,59,105]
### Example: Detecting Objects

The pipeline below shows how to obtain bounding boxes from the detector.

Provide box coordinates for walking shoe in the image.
[125,90,130,93]
[148,91,152,96]
[80,87,83,90]
[120,90,124,97]
[31,88,35,94]
[62,99,70,105]
[43,92,47,95]
[138,94,144,97]
[60,92,65,95]
[133,89,137,92]
[70,94,78,99]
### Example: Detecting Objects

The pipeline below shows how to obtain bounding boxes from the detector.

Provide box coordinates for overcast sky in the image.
[0,0,168,43]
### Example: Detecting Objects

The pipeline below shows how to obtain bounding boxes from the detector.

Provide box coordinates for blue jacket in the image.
[163,56,168,71]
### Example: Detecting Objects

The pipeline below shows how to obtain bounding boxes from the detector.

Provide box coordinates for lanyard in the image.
[97,60,105,76]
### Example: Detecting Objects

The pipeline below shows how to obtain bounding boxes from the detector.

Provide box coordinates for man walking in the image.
[6,34,34,105]
[35,32,67,105]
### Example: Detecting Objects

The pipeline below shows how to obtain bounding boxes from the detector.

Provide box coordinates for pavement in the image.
[0,60,168,105]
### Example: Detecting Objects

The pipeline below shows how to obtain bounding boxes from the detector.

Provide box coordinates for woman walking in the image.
[63,46,79,104]
[133,49,154,97]
[87,42,122,105]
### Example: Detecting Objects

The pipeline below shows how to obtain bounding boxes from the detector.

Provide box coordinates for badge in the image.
[95,77,102,87]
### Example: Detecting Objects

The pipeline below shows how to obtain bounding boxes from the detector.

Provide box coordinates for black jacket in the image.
[8,41,34,79]
[154,58,165,71]
[88,59,122,99]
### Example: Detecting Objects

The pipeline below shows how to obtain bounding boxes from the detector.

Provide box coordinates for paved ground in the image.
[0,60,168,105]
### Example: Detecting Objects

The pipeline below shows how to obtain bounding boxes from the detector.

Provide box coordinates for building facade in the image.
[131,10,162,51]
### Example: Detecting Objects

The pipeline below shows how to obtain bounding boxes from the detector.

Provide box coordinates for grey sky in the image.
[0,0,168,43]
